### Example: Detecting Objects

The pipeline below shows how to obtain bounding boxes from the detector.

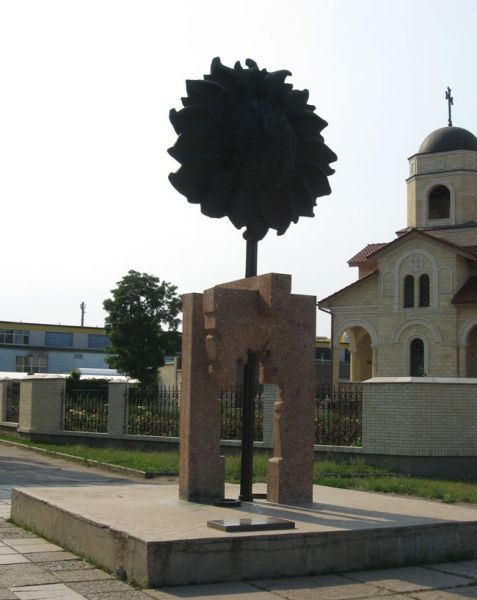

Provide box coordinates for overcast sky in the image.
[1,0,476,335]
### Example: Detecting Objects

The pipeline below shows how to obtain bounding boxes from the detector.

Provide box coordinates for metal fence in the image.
[58,381,360,445]
[61,387,109,433]
[315,383,362,446]
[220,387,263,441]
[126,386,180,436]
[5,381,20,423]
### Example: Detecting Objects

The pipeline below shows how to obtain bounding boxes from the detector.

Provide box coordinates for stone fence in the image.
[1,375,477,478]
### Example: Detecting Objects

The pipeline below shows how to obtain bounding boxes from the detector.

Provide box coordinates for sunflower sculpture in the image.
[168,57,336,243]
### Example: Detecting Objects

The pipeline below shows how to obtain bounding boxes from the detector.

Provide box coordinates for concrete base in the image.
[10,483,477,588]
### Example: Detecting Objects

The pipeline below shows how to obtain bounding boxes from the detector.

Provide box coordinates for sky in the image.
[1,0,477,335]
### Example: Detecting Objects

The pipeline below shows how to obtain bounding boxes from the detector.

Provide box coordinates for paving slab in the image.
[428,559,477,579]
[254,574,389,599]
[0,554,30,565]
[10,483,477,588]
[0,591,21,599]
[53,569,114,583]
[67,580,140,594]
[413,585,477,598]
[144,582,285,599]
[37,560,96,572]
[0,563,59,586]
[346,566,472,592]
[25,551,80,562]
[0,544,23,555]
[11,583,86,599]
[0,529,37,539]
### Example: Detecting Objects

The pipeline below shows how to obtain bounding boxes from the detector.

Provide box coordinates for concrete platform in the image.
[10,483,477,588]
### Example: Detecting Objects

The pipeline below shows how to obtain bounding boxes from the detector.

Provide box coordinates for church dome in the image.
[419,126,477,154]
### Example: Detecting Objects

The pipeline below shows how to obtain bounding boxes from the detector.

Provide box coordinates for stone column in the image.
[18,376,65,434]
[371,345,378,378]
[108,382,128,437]
[266,290,315,505]
[350,348,359,381]
[458,344,467,377]
[331,345,341,386]
[179,293,225,501]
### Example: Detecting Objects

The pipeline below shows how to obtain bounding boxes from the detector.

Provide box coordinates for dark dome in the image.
[419,126,477,154]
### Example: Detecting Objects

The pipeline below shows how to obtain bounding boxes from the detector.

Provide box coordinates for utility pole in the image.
[80,302,86,327]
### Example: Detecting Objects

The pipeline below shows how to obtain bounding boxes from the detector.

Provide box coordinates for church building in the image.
[319,113,477,384]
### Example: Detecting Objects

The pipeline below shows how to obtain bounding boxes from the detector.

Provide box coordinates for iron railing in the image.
[220,386,263,441]
[61,387,108,432]
[315,383,362,446]
[58,381,359,444]
[126,386,180,436]
[5,381,20,422]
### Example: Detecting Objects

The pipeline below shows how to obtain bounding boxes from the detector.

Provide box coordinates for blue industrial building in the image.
[0,321,110,375]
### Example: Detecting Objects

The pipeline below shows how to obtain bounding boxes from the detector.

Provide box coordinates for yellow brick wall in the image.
[363,380,477,455]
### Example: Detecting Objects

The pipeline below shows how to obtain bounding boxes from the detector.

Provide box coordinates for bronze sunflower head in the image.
[169,57,336,241]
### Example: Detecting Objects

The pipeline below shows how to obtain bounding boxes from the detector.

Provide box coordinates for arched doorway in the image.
[346,327,373,382]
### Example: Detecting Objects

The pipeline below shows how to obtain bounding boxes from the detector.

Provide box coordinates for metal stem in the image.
[245,237,258,278]
[239,234,259,501]
[239,350,256,501]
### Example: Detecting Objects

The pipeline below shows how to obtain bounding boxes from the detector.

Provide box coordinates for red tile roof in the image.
[452,276,477,304]
[348,244,387,265]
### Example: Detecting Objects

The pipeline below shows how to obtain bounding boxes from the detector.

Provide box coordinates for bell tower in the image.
[407,126,477,233]
[406,91,477,243]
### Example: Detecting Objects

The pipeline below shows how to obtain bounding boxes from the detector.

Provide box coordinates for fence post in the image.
[0,381,7,422]
[107,382,128,437]
[261,384,277,449]
[18,376,65,434]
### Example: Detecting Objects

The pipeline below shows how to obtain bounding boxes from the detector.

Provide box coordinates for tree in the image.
[103,270,181,386]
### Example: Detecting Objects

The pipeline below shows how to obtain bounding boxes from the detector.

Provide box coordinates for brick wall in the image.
[363,377,477,456]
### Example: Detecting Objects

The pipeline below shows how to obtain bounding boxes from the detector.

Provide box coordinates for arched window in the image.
[428,185,450,220]
[419,274,430,307]
[410,338,425,376]
[404,275,414,307]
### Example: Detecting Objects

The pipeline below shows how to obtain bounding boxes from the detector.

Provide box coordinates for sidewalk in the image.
[2,445,477,598]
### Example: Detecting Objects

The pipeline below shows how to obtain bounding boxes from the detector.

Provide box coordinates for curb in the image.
[0,438,178,480]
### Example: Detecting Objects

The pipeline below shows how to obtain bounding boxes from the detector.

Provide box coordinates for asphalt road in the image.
[0,442,152,503]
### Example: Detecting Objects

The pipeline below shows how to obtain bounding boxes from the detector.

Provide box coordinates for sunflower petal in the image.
[169,106,217,135]
[289,111,328,134]
[208,58,245,98]
[201,184,230,219]
[258,189,292,234]
[284,178,315,218]
[185,79,228,108]
[169,171,205,205]
[298,166,332,197]
[168,130,220,164]
[228,185,256,229]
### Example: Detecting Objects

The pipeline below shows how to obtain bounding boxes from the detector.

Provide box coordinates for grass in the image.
[2,432,477,504]
[0,432,179,474]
